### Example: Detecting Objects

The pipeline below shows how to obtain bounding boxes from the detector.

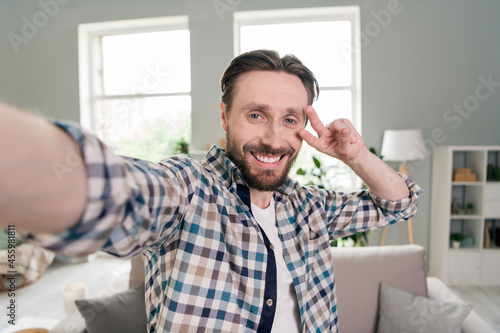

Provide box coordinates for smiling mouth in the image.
[251,152,284,164]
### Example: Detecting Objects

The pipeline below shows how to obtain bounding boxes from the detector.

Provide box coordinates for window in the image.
[234,7,361,190]
[79,16,191,162]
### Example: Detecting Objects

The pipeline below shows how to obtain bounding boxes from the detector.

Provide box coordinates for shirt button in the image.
[269,244,275,251]
[266,298,274,306]
[224,181,230,187]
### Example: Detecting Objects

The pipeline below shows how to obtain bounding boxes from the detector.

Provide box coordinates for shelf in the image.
[452,181,484,186]
[452,150,487,182]
[484,219,500,249]
[451,185,483,216]
[448,248,481,253]
[431,146,500,286]
[486,151,500,182]
[451,214,482,219]
[450,218,483,250]
[483,246,500,251]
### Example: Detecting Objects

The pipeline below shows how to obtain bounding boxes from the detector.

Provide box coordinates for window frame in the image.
[78,15,190,134]
[234,6,361,135]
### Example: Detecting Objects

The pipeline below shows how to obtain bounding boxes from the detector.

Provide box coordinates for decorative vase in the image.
[452,241,461,249]
[462,236,475,248]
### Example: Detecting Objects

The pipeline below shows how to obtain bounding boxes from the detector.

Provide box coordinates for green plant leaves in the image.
[313,156,321,168]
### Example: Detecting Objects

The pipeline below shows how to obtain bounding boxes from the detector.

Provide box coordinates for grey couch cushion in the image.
[377,282,472,333]
[50,255,146,333]
[75,283,147,333]
[426,277,496,333]
[331,244,427,333]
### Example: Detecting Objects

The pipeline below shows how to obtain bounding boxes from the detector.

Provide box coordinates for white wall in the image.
[1,0,500,252]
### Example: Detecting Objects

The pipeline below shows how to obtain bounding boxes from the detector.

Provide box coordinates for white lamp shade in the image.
[380,129,428,162]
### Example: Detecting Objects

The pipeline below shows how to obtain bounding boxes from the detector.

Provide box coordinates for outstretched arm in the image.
[299,106,409,201]
[0,102,87,233]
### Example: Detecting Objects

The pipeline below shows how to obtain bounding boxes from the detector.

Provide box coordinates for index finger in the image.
[305,105,324,136]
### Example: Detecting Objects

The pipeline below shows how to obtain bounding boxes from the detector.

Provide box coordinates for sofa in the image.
[50,245,494,332]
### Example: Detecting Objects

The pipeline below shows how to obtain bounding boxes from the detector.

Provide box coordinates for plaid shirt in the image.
[27,121,421,333]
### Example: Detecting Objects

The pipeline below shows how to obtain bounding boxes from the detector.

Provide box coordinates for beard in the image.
[224,128,298,192]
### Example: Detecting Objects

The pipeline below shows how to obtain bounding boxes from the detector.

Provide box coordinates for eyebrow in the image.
[285,107,306,119]
[242,102,305,120]
[241,102,269,112]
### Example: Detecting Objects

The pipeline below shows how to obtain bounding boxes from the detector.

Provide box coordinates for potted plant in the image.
[174,138,190,155]
[450,233,465,249]
[465,202,474,215]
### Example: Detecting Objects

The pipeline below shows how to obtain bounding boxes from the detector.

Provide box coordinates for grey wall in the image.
[1,0,500,253]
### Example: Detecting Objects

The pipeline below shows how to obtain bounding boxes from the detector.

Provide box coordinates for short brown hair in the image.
[220,49,319,112]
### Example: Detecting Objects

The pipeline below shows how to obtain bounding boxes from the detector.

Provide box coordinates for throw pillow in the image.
[75,283,147,333]
[377,282,472,333]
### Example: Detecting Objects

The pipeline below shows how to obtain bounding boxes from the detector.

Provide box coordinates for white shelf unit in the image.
[429,146,500,286]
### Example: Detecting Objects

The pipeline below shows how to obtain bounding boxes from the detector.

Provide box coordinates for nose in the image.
[260,120,282,149]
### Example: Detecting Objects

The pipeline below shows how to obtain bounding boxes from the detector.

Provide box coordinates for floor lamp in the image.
[379,129,426,245]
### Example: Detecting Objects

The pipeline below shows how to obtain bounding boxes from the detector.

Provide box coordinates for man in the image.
[0,50,421,332]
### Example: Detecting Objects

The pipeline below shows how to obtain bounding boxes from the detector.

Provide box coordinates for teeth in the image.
[254,154,281,163]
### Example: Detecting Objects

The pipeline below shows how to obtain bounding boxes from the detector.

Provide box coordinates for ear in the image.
[220,102,228,132]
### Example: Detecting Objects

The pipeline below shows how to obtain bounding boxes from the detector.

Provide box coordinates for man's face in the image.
[221,70,308,192]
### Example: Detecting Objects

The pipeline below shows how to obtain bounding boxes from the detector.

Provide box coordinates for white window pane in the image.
[94,96,191,162]
[240,21,351,87]
[313,90,352,124]
[101,30,191,95]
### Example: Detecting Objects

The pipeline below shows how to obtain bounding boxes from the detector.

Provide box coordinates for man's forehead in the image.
[237,71,307,99]
[238,70,304,88]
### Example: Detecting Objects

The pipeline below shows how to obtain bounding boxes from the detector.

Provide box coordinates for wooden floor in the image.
[1,254,499,332]
[448,285,500,332]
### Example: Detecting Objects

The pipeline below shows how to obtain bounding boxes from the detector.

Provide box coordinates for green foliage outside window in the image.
[113,113,191,163]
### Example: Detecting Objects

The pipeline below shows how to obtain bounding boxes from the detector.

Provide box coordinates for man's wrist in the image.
[344,146,371,171]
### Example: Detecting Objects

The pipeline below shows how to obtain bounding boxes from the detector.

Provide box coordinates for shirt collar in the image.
[202,145,295,196]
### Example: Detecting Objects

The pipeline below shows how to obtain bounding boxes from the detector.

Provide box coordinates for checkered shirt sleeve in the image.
[23,120,193,259]
[324,174,422,239]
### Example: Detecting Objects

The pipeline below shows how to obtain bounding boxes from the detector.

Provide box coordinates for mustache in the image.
[242,143,295,156]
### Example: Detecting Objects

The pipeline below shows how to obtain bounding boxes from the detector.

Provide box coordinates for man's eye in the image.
[250,114,261,119]
[285,118,296,124]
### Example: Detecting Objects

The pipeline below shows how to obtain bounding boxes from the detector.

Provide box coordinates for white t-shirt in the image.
[251,197,301,333]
